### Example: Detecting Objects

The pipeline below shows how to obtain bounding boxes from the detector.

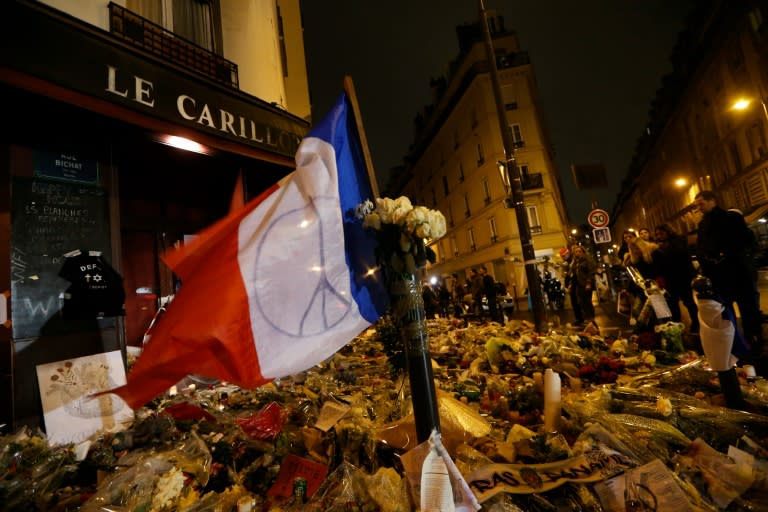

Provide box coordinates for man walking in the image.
[694,190,765,372]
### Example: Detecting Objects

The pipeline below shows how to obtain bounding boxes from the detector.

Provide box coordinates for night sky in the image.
[300,1,694,225]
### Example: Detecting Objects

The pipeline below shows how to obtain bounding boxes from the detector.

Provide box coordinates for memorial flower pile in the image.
[3,320,768,510]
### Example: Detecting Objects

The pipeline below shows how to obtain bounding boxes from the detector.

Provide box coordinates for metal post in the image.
[479,0,547,332]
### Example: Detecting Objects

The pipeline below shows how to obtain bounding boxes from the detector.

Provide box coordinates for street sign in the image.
[593,227,611,243]
[587,208,610,228]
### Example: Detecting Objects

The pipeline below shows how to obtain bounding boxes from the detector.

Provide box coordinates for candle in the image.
[543,368,561,432]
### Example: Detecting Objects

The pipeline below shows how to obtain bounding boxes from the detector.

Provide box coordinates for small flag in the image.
[109,93,388,408]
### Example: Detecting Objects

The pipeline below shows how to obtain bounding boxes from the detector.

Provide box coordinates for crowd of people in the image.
[421,266,508,323]
[418,190,767,374]
[612,190,766,373]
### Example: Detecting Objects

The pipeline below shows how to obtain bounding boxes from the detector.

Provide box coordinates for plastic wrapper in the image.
[236,401,287,441]
[0,426,80,511]
[81,456,176,511]
[83,431,212,511]
[303,461,381,511]
[376,390,490,453]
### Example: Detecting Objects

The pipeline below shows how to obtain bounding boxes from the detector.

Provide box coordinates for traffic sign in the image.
[587,208,610,228]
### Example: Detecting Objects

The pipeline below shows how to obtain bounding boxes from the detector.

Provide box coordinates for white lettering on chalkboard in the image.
[23,296,57,317]
[11,248,28,285]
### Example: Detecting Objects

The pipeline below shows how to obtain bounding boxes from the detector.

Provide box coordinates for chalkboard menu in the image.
[11,177,111,338]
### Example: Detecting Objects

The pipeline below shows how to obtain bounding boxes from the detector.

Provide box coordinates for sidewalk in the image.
[504,299,633,338]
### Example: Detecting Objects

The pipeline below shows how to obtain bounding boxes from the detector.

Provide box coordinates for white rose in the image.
[428,209,447,239]
[376,197,396,224]
[405,206,429,234]
[392,196,414,225]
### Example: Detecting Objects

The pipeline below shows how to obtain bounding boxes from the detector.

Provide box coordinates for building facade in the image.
[387,14,569,297]
[611,1,768,251]
[1,0,310,427]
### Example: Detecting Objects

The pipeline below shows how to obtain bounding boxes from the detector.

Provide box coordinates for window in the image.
[127,0,221,52]
[468,227,476,251]
[442,176,449,196]
[458,162,465,182]
[489,217,497,243]
[748,122,767,158]
[476,143,485,165]
[510,124,524,147]
[431,187,437,207]
[464,194,471,217]
[451,236,458,257]
[526,205,541,233]
[482,177,491,204]
[447,205,454,227]
[729,141,743,172]
[519,164,529,178]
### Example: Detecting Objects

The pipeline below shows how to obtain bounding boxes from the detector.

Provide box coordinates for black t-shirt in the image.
[59,250,126,318]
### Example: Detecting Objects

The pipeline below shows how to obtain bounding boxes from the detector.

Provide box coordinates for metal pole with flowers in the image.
[357,197,447,442]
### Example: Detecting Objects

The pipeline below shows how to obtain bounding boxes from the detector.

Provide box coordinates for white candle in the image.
[543,368,561,432]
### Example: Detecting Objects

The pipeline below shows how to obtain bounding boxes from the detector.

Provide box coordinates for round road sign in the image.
[587,208,610,228]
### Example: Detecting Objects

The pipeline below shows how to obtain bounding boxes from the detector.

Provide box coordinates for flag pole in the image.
[343,76,441,442]
[343,76,380,198]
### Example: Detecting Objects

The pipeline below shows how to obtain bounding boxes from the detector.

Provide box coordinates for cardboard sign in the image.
[466,448,633,502]
[267,454,328,499]
[36,350,132,445]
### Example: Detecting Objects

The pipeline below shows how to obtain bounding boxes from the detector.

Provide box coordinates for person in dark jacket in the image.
[566,245,597,326]
[694,190,764,366]
[653,223,699,334]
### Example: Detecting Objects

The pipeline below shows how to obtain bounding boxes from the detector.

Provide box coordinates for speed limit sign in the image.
[587,208,610,228]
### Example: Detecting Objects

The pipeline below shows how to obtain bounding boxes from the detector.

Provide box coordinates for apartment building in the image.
[612,1,768,251]
[387,13,569,296]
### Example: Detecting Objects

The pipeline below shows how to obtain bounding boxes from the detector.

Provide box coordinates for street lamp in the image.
[497,161,514,208]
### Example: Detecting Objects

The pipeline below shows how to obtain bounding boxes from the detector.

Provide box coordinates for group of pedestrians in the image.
[616,190,765,372]
[422,266,506,323]
[620,224,700,334]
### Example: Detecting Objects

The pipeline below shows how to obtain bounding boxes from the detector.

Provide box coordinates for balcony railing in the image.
[522,172,544,190]
[108,2,238,89]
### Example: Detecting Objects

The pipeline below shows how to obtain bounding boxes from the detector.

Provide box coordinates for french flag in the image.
[110,93,389,408]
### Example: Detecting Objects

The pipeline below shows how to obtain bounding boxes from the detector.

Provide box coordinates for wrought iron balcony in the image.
[108,2,238,88]
[522,172,544,190]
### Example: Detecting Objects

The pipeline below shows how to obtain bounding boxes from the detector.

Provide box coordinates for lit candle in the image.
[543,368,561,432]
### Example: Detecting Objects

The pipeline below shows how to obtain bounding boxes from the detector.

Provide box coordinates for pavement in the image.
[503,298,635,338]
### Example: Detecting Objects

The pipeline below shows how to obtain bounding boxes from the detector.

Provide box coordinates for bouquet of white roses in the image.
[356,196,446,275]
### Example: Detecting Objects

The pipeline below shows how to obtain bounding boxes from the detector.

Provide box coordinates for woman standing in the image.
[654,224,699,333]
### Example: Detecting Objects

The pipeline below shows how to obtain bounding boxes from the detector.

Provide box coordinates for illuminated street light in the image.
[571,228,578,235]
[674,177,687,187]
[732,98,751,111]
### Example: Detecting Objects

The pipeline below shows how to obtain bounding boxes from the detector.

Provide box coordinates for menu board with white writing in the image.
[10,177,111,338]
